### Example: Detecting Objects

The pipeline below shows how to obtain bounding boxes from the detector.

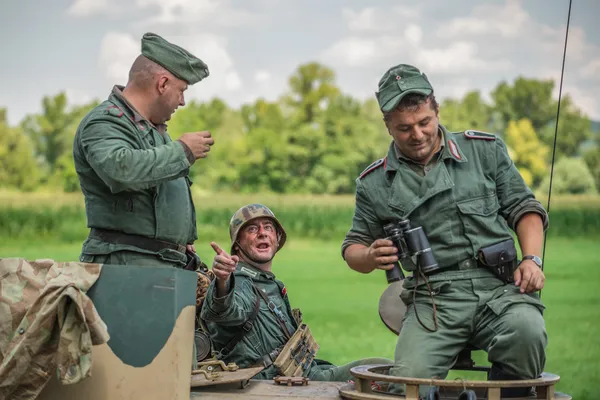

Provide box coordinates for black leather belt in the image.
[89,228,186,254]
[425,258,480,276]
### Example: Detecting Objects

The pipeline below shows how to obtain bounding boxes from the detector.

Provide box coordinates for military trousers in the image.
[307,357,393,382]
[388,275,547,395]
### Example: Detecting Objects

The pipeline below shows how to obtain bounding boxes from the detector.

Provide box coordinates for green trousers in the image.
[389,275,547,396]
[307,357,393,382]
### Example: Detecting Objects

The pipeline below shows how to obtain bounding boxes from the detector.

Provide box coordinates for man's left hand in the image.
[187,244,196,253]
[514,260,545,293]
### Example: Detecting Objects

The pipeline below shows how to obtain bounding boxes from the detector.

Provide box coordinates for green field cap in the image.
[376,64,433,112]
[141,32,209,85]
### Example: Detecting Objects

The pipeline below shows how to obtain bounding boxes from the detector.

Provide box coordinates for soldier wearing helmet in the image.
[200,204,391,381]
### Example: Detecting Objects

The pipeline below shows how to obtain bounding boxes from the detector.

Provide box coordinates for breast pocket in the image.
[456,194,507,252]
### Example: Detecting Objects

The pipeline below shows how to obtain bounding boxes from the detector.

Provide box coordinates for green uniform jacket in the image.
[342,126,549,281]
[200,262,298,378]
[73,86,197,261]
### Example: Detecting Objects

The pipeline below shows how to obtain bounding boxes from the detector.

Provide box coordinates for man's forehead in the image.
[244,217,275,226]
[389,103,437,125]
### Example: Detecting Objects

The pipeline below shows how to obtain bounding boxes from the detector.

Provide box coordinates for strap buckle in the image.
[242,320,254,332]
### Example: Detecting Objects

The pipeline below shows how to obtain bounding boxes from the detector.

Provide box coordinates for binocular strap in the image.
[413,268,439,333]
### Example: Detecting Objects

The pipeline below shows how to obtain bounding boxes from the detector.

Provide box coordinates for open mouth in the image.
[256,243,270,251]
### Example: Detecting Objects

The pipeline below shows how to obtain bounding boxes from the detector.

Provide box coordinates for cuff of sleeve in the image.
[509,200,549,231]
[213,275,235,306]
[341,238,372,260]
[177,140,196,165]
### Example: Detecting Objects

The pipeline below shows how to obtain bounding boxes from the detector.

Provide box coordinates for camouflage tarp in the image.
[0,258,109,400]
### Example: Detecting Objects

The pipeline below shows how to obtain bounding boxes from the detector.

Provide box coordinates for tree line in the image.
[1,62,599,195]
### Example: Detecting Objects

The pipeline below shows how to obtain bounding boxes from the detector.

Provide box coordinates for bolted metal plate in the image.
[378,280,407,335]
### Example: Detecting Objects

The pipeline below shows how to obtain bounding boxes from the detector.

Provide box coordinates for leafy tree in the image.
[505,119,550,188]
[491,77,557,133]
[540,95,592,158]
[241,99,286,133]
[0,109,40,191]
[583,146,600,192]
[283,62,340,124]
[440,91,492,133]
[538,157,597,195]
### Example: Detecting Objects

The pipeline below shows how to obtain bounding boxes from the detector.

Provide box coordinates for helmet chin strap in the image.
[234,240,277,266]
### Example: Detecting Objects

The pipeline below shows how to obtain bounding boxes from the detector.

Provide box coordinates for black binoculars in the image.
[383,219,439,283]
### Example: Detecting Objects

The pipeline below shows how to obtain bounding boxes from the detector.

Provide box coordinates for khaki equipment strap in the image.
[272,323,319,377]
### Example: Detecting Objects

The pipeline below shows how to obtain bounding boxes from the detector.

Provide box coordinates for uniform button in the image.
[464,260,471,268]
[149,139,155,145]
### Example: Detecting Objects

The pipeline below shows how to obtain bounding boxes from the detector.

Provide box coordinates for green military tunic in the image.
[201,261,392,381]
[73,86,197,267]
[342,126,548,394]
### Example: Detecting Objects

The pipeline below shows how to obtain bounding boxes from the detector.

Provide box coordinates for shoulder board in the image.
[238,266,258,278]
[106,105,124,118]
[359,157,386,179]
[464,130,496,141]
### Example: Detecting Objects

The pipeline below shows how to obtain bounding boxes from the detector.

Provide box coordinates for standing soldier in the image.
[341,64,548,398]
[74,32,213,269]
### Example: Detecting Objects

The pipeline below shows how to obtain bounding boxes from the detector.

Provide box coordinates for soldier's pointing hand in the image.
[179,131,215,159]
[211,241,238,283]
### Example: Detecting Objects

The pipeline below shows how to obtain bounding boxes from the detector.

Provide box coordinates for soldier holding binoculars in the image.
[341,64,548,398]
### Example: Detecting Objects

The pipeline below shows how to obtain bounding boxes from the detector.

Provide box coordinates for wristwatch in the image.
[521,255,543,268]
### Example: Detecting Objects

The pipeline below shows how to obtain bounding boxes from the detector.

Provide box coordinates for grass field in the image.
[1,236,599,399]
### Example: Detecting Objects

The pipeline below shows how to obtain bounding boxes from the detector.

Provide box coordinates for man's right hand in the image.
[179,131,215,159]
[344,240,399,274]
[211,242,239,283]
[367,239,399,271]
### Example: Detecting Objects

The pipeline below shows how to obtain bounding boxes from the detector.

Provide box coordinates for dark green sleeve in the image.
[341,179,380,258]
[79,116,191,193]
[200,275,258,326]
[494,138,549,231]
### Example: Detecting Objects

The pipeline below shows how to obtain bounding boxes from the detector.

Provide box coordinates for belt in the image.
[425,257,480,276]
[89,228,187,254]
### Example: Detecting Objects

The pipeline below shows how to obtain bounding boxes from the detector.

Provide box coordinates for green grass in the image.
[1,236,598,399]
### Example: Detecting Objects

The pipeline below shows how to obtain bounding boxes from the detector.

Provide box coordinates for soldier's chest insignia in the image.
[464,130,496,141]
[448,139,461,160]
[359,157,386,179]
[240,266,258,278]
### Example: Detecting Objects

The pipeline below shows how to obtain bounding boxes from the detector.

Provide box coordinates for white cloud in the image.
[254,70,271,83]
[322,37,382,67]
[342,6,420,33]
[65,88,94,107]
[581,59,600,78]
[437,0,529,39]
[67,0,117,16]
[405,24,422,45]
[134,0,257,26]
[560,85,599,121]
[416,42,512,74]
[99,32,139,84]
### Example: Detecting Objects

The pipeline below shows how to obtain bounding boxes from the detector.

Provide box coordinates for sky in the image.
[1,0,599,126]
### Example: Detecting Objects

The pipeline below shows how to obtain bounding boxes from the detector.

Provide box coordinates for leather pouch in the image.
[477,238,518,283]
